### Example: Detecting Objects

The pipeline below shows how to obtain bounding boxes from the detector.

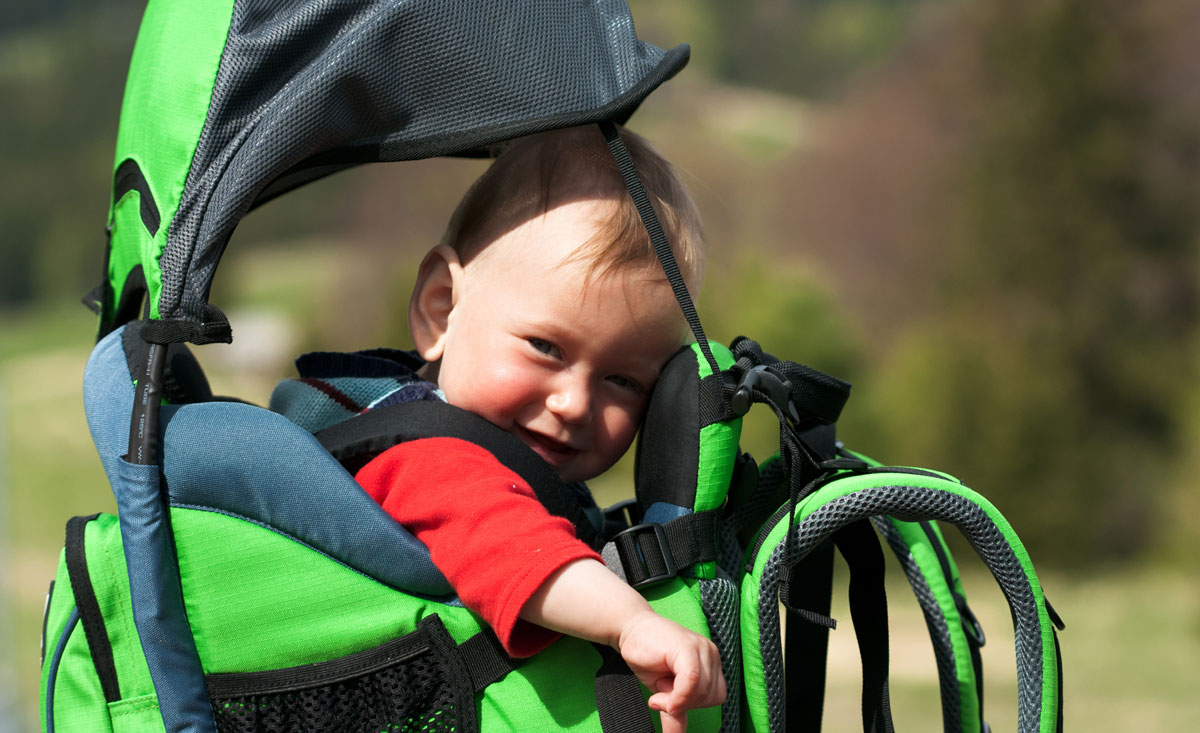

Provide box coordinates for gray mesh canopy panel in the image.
[154,0,688,328]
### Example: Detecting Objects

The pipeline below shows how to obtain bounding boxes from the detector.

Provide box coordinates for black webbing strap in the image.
[598,120,721,379]
[783,537,836,732]
[593,642,655,733]
[832,520,894,733]
[458,629,519,692]
[603,510,720,587]
[316,400,603,550]
[64,515,122,703]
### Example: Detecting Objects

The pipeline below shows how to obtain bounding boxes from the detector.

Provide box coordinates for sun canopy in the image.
[98,0,688,344]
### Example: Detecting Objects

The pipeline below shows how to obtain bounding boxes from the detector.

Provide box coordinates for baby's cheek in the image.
[470,362,542,413]
[598,403,643,457]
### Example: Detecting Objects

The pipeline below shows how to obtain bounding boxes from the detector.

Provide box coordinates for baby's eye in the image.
[605,374,644,393]
[527,338,562,359]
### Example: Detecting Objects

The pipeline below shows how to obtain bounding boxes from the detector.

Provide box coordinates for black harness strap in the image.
[833,519,895,733]
[593,643,655,733]
[459,629,519,693]
[65,515,122,703]
[782,537,836,733]
[314,400,603,550]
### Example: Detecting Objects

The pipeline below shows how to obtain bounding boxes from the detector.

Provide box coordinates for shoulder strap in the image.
[314,400,603,550]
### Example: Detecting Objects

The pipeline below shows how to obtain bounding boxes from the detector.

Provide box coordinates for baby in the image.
[276,125,724,731]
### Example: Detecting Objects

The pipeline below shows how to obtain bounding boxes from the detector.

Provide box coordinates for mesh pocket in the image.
[206,616,476,733]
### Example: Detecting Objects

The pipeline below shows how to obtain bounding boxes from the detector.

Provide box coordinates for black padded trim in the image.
[593,642,655,733]
[99,263,147,340]
[635,346,701,510]
[64,515,121,703]
[113,158,161,236]
[138,306,233,345]
[314,400,602,550]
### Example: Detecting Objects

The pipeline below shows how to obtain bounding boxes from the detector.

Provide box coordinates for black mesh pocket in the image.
[206,615,477,733]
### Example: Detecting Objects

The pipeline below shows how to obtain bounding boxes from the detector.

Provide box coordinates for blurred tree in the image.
[869,0,1200,565]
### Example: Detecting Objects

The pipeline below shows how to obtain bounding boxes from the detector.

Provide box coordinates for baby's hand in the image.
[616,609,726,733]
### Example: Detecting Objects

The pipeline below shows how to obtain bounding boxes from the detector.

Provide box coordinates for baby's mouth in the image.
[516,427,581,466]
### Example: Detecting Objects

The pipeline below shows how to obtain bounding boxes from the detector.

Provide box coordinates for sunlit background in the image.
[3,0,1198,730]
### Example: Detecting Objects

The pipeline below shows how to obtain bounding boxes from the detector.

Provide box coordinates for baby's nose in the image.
[546,375,592,423]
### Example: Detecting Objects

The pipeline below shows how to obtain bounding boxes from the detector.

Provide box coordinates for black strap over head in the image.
[598,120,721,378]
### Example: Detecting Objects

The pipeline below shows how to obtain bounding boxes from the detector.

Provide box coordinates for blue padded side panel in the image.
[83,326,451,598]
[160,401,452,596]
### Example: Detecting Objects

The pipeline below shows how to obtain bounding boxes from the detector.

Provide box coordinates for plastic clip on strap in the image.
[602,511,720,588]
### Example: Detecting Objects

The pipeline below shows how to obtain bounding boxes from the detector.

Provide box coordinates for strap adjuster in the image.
[611,522,677,589]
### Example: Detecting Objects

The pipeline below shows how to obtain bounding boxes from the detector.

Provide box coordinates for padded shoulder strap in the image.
[314,400,603,550]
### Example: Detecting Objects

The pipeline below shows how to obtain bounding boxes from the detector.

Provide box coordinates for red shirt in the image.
[356,437,601,657]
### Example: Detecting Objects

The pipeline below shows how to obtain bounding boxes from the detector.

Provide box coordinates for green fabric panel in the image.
[40,550,74,731]
[40,515,163,733]
[108,694,165,733]
[87,514,157,703]
[109,0,236,320]
[40,549,114,733]
[479,578,721,731]
[478,638,604,731]
[739,559,768,732]
[171,507,481,673]
[644,578,721,731]
[692,342,739,581]
[927,519,968,598]
[174,508,720,730]
[886,518,980,732]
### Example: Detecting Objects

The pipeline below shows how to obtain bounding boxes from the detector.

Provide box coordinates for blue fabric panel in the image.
[115,456,217,733]
[45,607,80,733]
[159,401,451,596]
[83,326,451,598]
[642,501,691,525]
[83,328,136,493]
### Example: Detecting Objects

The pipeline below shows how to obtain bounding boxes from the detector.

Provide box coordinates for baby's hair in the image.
[441,125,703,292]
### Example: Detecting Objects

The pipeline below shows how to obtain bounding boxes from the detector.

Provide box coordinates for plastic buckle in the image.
[731,364,800,422]
[612,523,677,589]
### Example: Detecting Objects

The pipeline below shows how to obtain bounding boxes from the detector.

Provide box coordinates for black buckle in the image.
[612,523,677,589]
[731,364,800,423]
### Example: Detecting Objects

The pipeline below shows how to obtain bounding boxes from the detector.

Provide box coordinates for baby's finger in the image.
[659,708,688,733]
[669,654,702,706]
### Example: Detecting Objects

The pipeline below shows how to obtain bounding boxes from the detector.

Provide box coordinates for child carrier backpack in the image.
[39,1,1063,731]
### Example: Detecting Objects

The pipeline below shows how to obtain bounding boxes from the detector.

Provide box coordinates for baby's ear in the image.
[408,245,462,362]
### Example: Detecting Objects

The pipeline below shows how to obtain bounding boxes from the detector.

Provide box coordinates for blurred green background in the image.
[2,0,1198,730]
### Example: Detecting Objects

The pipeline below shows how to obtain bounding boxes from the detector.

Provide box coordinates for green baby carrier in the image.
[39,1,1063,731]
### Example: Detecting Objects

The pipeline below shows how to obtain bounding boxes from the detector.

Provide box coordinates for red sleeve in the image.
[355,437,601,657]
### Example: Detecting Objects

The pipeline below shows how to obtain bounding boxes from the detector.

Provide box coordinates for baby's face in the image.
[432,200,686,482]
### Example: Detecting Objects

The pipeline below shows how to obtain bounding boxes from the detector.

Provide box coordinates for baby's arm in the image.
[521,558,726,733]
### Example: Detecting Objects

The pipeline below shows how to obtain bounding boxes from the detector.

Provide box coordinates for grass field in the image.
[3,304,1197,731]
